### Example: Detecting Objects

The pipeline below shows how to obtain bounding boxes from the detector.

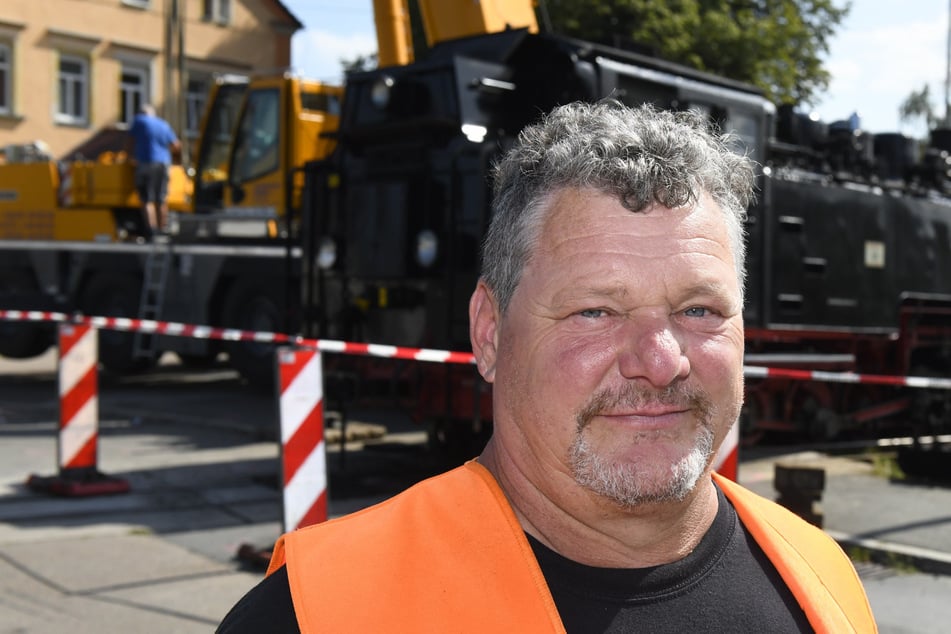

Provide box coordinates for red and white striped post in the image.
[58,322,99,473]
[237,346,329,568]
[276,346,329,532]
[27,323,130,496]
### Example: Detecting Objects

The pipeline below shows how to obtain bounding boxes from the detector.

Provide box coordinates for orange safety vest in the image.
[267,461,877,633]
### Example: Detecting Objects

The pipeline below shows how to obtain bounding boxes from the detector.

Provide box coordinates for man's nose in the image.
[616,318,690,387]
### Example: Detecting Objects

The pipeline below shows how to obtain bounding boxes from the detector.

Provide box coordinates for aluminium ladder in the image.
[133,234,172,359]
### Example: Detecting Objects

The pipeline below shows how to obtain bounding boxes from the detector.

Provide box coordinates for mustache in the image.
[576,383,712,430]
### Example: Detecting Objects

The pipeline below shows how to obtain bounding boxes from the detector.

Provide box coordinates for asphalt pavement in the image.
[2,351,951,633]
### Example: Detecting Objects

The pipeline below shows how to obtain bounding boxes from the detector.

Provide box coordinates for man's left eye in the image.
[683,307,711,317]
[578,308,606,318]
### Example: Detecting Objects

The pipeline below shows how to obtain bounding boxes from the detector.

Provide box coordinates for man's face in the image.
[474,187,744,508]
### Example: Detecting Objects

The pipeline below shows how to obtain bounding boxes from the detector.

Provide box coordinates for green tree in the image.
[540,0,850,107]
[341,53,378,74]
[899,84,942,130]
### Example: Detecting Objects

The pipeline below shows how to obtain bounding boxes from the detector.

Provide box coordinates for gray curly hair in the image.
[481,100,756,312]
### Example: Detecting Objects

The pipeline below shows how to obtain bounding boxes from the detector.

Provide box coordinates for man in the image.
[128,104,180,235]
[217,101,876,632]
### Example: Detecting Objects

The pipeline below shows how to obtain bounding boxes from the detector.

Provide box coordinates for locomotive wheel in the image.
[81,273,152,374]
[0,270,54,359]
[908,363,951,437]
[0,321,51,359]
[221,278,284,389]
[786,382,840,441]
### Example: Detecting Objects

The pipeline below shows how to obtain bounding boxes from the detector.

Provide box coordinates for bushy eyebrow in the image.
[550,282,629,306]
[678,280,741,312]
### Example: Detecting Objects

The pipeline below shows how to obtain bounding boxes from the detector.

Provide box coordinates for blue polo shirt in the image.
[129,114,178,165]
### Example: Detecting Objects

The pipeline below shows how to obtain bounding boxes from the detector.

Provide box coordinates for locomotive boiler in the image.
[298,27,951,451]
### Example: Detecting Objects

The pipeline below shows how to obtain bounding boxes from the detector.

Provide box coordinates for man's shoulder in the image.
[130,115,162,136]
[714,473,859,579]
[713,476,876,629]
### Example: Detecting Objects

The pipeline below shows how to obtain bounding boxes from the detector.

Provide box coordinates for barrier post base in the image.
[236,543,274,570]
[773,463,825,528]
[897,443,951,482]
[27,467,131,497]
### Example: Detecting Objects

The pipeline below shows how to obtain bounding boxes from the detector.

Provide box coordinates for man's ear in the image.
[469,281,500,383]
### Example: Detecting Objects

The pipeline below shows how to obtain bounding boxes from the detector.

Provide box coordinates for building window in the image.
[185,75,209,138]
[120,63,149,125]
[203,0,231,24]
[0,43,11,115]
[57,54,88,125]
[121,0,150,8]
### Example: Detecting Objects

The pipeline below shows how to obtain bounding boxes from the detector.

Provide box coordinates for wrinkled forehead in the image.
[532,187,741,280]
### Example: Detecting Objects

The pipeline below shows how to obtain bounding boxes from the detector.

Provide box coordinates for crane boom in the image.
[373,0,539,68]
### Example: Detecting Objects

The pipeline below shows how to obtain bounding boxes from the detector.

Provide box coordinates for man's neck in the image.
[478,439,720,569]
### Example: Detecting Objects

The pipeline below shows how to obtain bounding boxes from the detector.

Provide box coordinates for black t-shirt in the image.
[217,484,812,633]
[529,485,812,632]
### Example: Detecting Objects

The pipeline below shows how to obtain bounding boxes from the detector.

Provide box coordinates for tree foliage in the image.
[540,0,850,107]
[341,53,378,74]
[899,84,945,130]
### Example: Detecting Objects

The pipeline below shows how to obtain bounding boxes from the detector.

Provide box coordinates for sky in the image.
[283,0,950,137]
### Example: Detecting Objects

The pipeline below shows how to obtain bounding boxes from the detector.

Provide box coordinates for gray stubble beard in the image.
[568,384,717,508]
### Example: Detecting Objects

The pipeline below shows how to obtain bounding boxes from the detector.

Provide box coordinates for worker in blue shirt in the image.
[128,104,181,235]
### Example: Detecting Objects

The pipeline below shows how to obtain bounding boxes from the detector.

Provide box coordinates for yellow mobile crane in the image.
[0,73,341,243]
[372,0,537,66]
[0,73,342,378]
[0,0,534,384]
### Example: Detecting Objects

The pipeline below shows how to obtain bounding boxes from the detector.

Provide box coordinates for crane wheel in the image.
[221,277,284,390]
[0,270,54,359]
[81,273,152,374]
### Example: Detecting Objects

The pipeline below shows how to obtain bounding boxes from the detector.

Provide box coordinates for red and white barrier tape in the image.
[3,310,950,390]
[742,366,951,390]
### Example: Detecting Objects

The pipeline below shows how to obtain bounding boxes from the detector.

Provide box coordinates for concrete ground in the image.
[2,350,951,632]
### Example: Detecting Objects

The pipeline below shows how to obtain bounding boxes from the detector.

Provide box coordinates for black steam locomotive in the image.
[298,28,951,448]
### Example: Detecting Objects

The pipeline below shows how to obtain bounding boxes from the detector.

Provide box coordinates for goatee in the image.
[568,383,716,507]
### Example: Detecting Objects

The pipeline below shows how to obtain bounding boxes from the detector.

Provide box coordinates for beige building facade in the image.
[0,0,301,159]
